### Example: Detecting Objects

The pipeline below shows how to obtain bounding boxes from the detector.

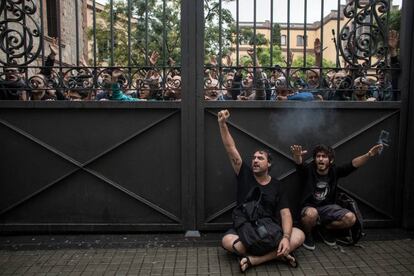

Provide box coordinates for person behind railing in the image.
[302,68,333,101]
[295,39,332,100]
[164,75,182,101]
[388,30,400,101]
[37,38,65,100]
[330,70,353,101]
[221,69,235,100]
[0,68,28,100]
[204,78,224,101]
[220,55,241,100]
[351,77,377,102]
[274,77,315,102]
[102,69,143,101]
[241,49,267,101]
[138,78,162,101]
[373,30,400,101]
[163,57,182,101]
[238,71,255,100]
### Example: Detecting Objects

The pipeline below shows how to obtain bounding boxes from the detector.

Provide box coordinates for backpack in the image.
[232,187,283,256]
[335,192,364,245]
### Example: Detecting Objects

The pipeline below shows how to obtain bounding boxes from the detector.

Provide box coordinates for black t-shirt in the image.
[236,162,289,223]
[311,174,330,206]
[300,161,357,207]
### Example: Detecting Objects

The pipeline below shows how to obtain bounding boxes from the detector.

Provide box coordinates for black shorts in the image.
[302,204,351,224]
[223,228,238,237]
[223,221,301,239]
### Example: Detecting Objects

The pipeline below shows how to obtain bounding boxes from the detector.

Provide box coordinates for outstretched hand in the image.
[217,109,230,124]
[49,38,58,57]
[210,55,218,66]
[388,30,399,50]
[314,38,321,55]
[111,69,123,83]
[222,54,232,67]
[247,48,255,58]
[368,144,384,157]
[149,51,160,66]
[290,145,307,164]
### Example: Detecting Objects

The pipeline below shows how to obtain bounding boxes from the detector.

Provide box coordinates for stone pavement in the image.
[0,232,414,275]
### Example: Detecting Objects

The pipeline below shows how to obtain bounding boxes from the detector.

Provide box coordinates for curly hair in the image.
[312,144,335,162]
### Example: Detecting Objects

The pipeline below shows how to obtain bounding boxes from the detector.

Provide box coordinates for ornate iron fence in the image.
[203,0,400,102]
[1,0,401,102]
[0,0,182,101]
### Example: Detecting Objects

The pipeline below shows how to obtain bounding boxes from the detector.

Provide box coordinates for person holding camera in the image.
[290,143,383,250]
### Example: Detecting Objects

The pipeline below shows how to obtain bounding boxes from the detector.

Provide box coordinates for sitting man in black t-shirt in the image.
[218,110,305,272]
[290,143,383,250]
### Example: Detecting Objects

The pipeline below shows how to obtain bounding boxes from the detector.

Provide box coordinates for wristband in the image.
[283,233,291,240]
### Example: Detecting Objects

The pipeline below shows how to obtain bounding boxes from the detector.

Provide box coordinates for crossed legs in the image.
[222,227,304,271]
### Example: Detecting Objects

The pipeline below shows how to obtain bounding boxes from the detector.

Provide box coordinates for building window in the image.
[46,0,59,38]
[296,35,308,47]
[296,35,304,46]
[281,35,286,46]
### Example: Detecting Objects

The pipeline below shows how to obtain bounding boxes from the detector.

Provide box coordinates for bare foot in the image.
[280,253,298,268]
[239,256,253,272]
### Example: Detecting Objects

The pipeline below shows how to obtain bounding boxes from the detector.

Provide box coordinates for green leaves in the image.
[88,0,181,66]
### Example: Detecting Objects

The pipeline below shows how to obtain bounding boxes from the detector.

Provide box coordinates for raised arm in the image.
[290,145,308,165]
[352,144,383,168]
[217,110,242,174]
[314,38,322,67]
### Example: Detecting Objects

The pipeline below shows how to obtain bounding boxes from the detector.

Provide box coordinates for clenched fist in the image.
[218,109,230,123]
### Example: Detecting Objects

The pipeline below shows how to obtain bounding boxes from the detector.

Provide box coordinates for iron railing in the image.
[0,0,401,101]
[204,0,400,102]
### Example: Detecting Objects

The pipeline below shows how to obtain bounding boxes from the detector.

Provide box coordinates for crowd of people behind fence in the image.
[0,31,400,102]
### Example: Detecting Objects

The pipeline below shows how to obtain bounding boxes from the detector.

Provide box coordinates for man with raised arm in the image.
[218,109,304,272]
[290,143,383,250]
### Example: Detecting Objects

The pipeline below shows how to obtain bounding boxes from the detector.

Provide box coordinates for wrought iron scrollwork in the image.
[0,0,42,66]
[339,0,390,70]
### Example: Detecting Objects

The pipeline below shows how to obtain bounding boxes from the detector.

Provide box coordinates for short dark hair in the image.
[253,149,273,171]
[312,144,335,162]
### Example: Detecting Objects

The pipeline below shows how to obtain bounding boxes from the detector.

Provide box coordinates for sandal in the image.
[282,252,298,268]
[239,256,252,273]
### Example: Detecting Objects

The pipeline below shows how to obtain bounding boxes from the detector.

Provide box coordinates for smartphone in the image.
[378,130,390,154]
[378,130,390,146]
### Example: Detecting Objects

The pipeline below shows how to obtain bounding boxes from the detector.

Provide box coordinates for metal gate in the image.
[197,102,402,230]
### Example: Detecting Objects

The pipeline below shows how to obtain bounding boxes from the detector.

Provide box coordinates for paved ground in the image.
[0,231,414,275]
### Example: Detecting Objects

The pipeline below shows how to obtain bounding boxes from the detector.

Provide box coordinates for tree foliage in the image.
[238,28,268,46]
[388,9,400,31]
[89,0,181,66]
[204,0,236,59]
[271,23,281,46]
